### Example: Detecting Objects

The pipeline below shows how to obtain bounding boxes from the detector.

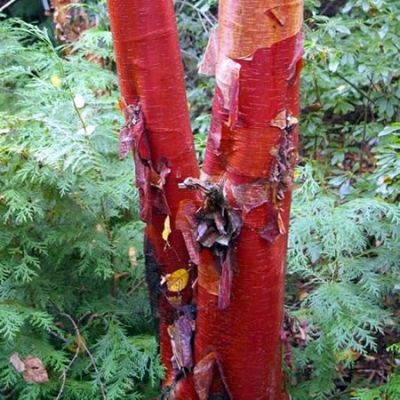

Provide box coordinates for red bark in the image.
[108,0,303,398]
[107,0,199,389]
[194,1,303,399]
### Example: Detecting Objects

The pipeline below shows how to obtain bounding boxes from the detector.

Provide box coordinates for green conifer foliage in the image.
[0,18,163,399]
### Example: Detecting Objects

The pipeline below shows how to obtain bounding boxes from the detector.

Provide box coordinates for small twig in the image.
[0,0,18,13]
[360,76,373,171]
[55,347,80,400]
[126,278,146,297]
[176,0,217,27]
[312,68,321,159]
[48,329,68,343]
[334,71,375,104]
[78,311,92,324]
[60,312,107,400]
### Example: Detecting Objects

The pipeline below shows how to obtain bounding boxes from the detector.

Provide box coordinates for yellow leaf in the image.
[162,215,171,242]
[335,349,360,362]
[68,334,86,354]
[298,290,309,301]
[166,269,189,292]
[50,75,62,88]
[383,175,393,184]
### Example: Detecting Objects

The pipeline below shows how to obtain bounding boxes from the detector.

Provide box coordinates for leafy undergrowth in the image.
[0,16,163,400]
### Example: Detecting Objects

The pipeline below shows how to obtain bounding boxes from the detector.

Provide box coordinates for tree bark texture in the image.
[195,1,303,399]
[107,0,200,389]
[108,0,303,399]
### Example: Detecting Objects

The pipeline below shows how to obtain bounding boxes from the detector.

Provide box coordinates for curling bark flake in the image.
[108,0,303,398]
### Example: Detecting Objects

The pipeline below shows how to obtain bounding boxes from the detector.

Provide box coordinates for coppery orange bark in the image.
[193,1,303,398]
[108,0,303,398]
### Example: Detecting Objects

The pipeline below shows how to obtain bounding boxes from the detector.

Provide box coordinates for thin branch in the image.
[60,312,107,400]
[334,71,375,104]
[176,0,217,27]
[0,0,18,13]
[127,277,146,297]
[55,347,80,400]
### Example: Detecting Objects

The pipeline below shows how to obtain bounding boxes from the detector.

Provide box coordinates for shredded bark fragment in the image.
[269,109,299,208]
[193,352,232,400]
[230,180,270,214]
[193,353,216,400]
[180,178,241,254]
[175,199,201,265]
[270,110,299,130]
[199,28,218,76]
[168,313,195,372]
[259,210,281,243]
[260,128,295,243]
[219,0,303,60]
[197,257,220,296]
[179,178,241,308]
[118,103,143,160]
[218,248,234,309]
[119,102,172,221]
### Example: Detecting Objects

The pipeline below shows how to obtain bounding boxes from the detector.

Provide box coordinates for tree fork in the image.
[108,0,303,398]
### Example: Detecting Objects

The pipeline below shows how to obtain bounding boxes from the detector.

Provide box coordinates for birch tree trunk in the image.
[107,0,200,393]
[108,0,303,398]
[193,1,303,398]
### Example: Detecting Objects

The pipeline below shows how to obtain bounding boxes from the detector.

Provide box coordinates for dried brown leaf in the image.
[23,357,49,384]
[11,354,49,384]
[10,353,25,373]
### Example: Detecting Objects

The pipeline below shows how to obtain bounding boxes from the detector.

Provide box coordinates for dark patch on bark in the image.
[209,395,231,400]
[144,237,161,341]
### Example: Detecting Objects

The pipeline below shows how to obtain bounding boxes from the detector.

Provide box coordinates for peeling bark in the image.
[196,1,303,399]
[108,0,200,390]
[108,0,303,398]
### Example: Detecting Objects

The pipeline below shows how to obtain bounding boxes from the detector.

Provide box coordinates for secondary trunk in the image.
[107,0,200,391]
[192,1,303,399]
